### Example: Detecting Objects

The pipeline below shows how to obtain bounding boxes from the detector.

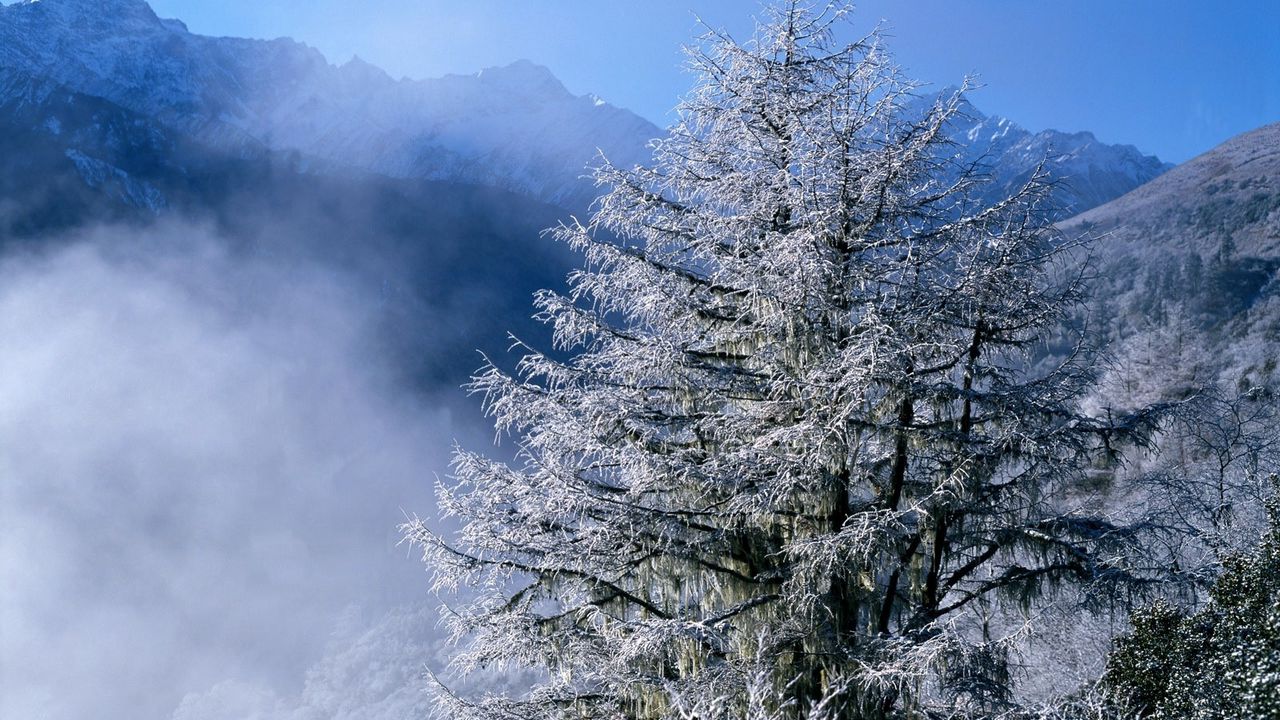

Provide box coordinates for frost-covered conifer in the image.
[1102,477,1280,719]
[404,3,1163,718]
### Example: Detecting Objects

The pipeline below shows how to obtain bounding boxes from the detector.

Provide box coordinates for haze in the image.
[145,0,1280,163]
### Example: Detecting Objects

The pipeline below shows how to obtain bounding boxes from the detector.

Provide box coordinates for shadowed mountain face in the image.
[0,0,661,207]
[202,168,577,389]
[0,66,575,392]
[0,67,180,232]
[0,0,634,392]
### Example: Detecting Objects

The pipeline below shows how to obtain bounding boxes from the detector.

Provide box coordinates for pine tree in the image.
[405,4,1163,718]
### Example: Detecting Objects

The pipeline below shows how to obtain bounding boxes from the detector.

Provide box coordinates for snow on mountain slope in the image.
[919,91,1173,218]
[0,65,189,231]
[0,0,1173,215]
[1059,123,1280,393]
[1062,122,1280,259]
[0,0,661,207]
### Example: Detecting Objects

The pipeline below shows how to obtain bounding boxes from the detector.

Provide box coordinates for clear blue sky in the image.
[146,0,1279,164]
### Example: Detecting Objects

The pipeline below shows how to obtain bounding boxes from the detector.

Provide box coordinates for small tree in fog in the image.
[405,3,1163,718]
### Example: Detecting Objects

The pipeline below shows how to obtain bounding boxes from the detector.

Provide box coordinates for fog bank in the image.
[0,226,469,719]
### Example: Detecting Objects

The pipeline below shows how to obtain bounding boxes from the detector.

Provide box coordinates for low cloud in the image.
[0,225,472,720]
[171,605,439,720]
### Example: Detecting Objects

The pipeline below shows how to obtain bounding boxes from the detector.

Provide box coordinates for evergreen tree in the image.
[405,4,1164,718]
[1102,477,1280,719]
[1182,252,1203,302]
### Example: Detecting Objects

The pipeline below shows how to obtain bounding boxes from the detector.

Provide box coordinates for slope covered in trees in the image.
[1063,123,1280,397]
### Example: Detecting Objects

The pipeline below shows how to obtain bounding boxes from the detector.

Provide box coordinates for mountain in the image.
[922,90,1173,219]
[0,0,660,207]
[0,0,1174,218]
[1059,123,1280,396]
[0,64,578,391]
[0,0,1189,389]
[0,64,212,233]
[1063,122,1280,259]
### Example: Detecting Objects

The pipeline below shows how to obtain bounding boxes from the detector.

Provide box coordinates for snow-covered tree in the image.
[1102,477,1280,719]
[1092,305,1280,586]
[404,4,1164,718]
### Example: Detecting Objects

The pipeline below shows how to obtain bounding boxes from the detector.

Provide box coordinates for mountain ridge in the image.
[0,0,1175,215]
[1063,122,1280,257]
[0,0,660,206]
[917,88,1174,217]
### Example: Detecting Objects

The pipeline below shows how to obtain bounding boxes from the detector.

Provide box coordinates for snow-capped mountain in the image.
[0,0,1175,218]
[919,91,1174,218]
[0,0,660,207]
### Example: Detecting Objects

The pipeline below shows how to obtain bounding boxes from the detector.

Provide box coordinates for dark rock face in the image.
[0,0,662,207]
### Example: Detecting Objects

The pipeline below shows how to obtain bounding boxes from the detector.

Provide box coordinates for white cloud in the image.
[0,226,461,720]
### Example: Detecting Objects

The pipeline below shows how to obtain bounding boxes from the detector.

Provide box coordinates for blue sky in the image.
[146,0,1279,164]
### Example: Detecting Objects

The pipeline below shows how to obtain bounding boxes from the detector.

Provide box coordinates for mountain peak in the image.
[338,55,392,85]
[475,59,567,96]
[9,0,159,20]
[894,87,1172,217]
